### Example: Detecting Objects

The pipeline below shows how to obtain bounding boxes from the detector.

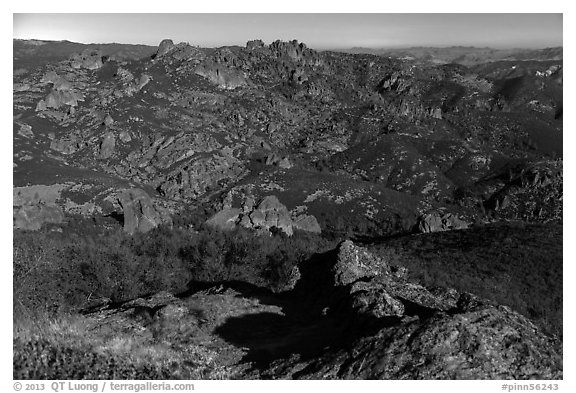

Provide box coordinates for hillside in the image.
[339,46,563,66]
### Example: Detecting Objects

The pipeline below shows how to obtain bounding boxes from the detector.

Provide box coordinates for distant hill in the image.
[335,46,563,66]
[13,39,157,68]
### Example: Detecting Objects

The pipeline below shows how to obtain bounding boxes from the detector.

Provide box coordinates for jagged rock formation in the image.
[117,188,170,235]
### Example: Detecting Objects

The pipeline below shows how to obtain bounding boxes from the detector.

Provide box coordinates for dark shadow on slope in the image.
[209,248,403,369]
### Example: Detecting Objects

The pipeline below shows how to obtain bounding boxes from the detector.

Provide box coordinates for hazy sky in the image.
[13,14,563,49]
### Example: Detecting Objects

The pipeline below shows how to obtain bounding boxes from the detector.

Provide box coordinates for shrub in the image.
[14,225,332,319]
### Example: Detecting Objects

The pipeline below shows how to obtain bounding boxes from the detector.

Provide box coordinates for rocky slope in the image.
[13,38,563,379]
[13,38,562,238]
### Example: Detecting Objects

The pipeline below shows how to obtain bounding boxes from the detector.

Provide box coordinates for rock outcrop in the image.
[13,204,65,231]
[418,212,469,233]
[262,241,562,379]
[155,39,175,58]
[13,184,68,230]
[70,50,104,70]
[292,215,322,234]
[206,195,321,236]
[205,208,241,231]
[195,63,248,90]
[117,189,170,235]
[50,137,85,155]
[246,39,265,50]
[243,195,294,235]
[269,300,562,379]
[98,132,116,159]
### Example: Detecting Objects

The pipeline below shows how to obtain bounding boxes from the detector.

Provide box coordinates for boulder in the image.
[292,215,321,234]
[98,132,116,159]
[418,212,469,233]
[331,241,458,319]
[13,184,68,206]
[118,131,132,143]
[13,204,64,231]
[43,89,84,109]
[70,50,103,70]
[264,153,293,169]
[17,124,34,138]
[50,138,83,155]
[246,39,265,50]
[252,196,293,236]
[206,195,321,236]
[205,208,241,231]
[103,114,114,127]
[333,240,391,286]
[156,39,175,58]
[117,189,168,235]
[195,64,248,90]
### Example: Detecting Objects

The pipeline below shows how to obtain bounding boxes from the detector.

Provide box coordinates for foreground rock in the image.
[266,300,561,379]
[117,189,170,235]
[258,241,562,379]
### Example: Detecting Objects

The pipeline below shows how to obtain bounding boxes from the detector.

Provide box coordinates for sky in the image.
[13,13,563,50]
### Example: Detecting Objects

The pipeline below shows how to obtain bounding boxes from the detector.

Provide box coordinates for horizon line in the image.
[13,37,563,52]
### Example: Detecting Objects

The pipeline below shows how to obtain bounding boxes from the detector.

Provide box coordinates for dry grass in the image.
[14,312,236,379]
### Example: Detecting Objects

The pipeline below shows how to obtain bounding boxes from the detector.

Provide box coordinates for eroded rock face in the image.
[117,188,170,235]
